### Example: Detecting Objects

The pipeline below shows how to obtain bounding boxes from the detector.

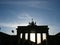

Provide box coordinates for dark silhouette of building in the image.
[48,32,60,45]
[0,32,17,45]
[0,21,60,45]
[16,20,49,45]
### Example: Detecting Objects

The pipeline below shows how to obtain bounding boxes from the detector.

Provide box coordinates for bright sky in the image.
[0,0,60,35]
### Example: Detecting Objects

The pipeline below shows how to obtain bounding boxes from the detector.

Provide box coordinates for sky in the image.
[0,0,60,35]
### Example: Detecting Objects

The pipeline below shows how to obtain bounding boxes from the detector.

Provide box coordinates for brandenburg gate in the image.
[16,20,49,45]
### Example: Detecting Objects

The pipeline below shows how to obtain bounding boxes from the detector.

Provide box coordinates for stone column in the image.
[35,33,37,44]
[17,32,20,44]
[46,32,49,45]
[28,32,30,41]
[41,33,43,45]
[22,33,25,40]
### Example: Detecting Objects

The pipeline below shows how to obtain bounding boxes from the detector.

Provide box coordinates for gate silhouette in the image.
[16,20,49,45]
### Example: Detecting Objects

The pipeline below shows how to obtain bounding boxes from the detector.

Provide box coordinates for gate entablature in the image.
[17,26,48,33]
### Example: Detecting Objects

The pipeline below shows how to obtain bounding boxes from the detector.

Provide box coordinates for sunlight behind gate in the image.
[20,33,46,44]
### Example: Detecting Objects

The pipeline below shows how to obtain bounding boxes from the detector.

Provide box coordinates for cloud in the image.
[18,12,33,20]
[0,22,28,28]
[48,25,60,35]
[0,12,33,28]
[0,1,48,9]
